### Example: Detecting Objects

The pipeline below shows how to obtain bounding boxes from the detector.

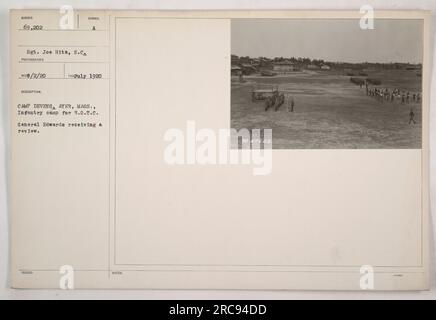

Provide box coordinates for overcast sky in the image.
[231,19,423,64]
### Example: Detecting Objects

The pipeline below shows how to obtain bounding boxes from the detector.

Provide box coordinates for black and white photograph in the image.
[231,19,423,149]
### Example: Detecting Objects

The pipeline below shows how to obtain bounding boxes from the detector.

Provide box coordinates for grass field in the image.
[231,69,422,149]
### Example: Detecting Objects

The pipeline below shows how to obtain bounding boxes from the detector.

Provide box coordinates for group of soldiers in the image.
[365,83,421,105]
[265,91,295,112]
[364,83,419,124]
[260,82,419,125]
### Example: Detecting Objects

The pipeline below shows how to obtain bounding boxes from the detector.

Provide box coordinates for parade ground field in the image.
[231,69,422,149]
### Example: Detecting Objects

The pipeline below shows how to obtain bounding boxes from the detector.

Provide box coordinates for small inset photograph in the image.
[231,19,423,149]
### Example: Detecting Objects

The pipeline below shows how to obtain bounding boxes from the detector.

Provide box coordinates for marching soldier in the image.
[288,95,295,112]
[409,108,416,124]
[265,96,271,111]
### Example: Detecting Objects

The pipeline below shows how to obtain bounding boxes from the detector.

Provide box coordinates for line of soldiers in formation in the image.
[364,83,419,124]
[264,92,295,112]
[262,84,418,124]
[365,83,421,105]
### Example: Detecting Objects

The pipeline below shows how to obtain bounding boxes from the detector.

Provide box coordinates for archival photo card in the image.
[9,10,429,290]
